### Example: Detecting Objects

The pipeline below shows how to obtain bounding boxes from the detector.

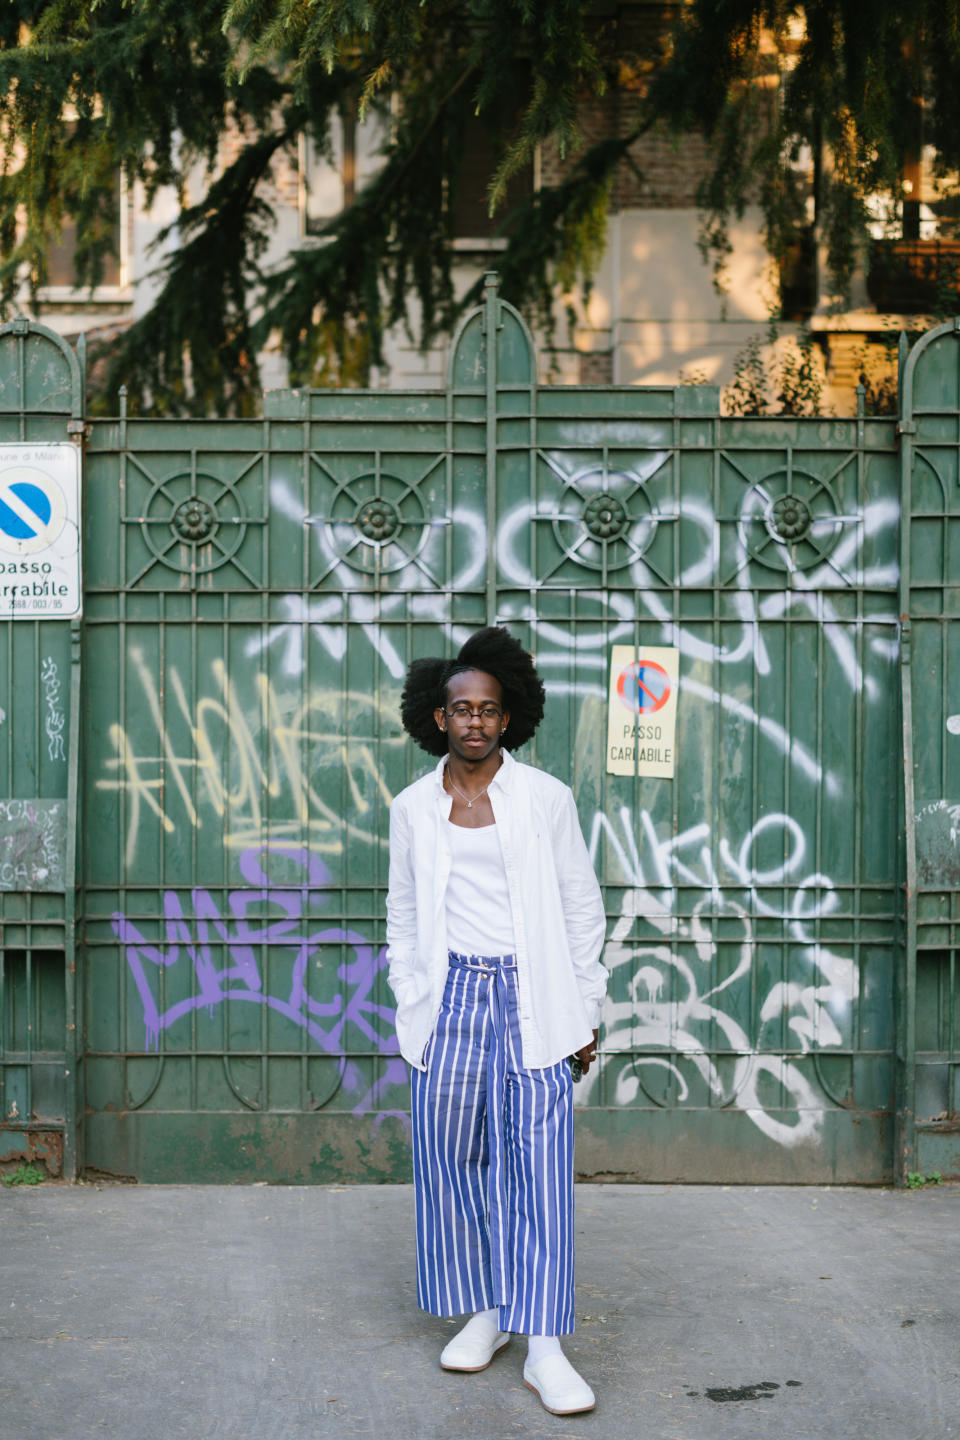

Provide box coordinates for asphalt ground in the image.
[1,1182,957,1440]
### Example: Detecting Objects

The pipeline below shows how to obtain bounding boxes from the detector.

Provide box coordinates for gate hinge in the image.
[66,419,88,439]
[897,420,917,435]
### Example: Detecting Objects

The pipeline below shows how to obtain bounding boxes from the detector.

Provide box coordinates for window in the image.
[449,112,535,243]
[298,91,535,246]
[300,108,388,234]
[450,72,535,246]
[43,179,125,290]
[36,114,128,295]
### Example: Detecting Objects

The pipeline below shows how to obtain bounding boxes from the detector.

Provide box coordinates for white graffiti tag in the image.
[41,656,66,762]
[585,808,857,1147]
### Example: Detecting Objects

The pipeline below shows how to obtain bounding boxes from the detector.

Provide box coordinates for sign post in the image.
[606,644,679,778]
[0,443,82,619]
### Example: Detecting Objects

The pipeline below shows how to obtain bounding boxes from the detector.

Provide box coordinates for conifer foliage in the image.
[1,0,634,412]
[3,2,960,413]
[650,2,960,302]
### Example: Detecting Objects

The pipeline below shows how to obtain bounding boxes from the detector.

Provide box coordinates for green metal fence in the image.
[0,319,82,1180]
[898,320,960,1182]
[0,279,953,1183]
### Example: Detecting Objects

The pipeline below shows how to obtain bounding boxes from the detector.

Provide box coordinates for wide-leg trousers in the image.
[410,951,575,1335]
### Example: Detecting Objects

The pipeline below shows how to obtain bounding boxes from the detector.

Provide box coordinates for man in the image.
[386,626,607,1416]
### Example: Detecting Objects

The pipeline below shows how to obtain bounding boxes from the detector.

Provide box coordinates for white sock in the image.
[526,1334,563,1364]
[463,1307,500,1336]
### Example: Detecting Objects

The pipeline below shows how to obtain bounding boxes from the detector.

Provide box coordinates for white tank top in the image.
[445,822,517,955]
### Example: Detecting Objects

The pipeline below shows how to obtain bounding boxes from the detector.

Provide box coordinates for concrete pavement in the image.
[1,1182,958,1440]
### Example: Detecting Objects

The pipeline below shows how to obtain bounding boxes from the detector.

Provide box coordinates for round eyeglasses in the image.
[444,704,503,722]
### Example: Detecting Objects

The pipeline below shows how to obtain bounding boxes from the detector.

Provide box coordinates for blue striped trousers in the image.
[411,951,575,1335]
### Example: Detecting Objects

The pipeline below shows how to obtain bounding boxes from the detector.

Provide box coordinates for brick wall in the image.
[540,95,713,212]
[579,349,614,384]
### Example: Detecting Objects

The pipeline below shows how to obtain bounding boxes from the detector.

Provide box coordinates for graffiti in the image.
[0,797,66,891]
[916,798,960,846]
[96,469,898,869]
[242,480,498,682]
[257,478,899,699]
[244,591,406,679]
[269,477,486,608]
[913,799,960,885]
[586,808,856,1147]
[41,656,66,761]
[112,845,404,1115]
[496,491,899,700]
[88,411,906,1166]
[96,648,398,866]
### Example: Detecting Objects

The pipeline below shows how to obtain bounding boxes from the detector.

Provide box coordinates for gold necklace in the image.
[445,753,502,809]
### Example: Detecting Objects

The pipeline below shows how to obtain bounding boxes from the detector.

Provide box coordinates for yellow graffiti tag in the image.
[96,650,400,867]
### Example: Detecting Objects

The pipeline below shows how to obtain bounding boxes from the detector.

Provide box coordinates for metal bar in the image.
[484,272,499,627]
[24,944,32,1123]
[897,350,918,1184]
[62,618,82,1179]
[0,947,5,1124]
[18,332,25,441]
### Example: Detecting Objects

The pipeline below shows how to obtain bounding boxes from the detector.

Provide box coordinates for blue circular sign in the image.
[0,466,67,556]
[0,481,52,540]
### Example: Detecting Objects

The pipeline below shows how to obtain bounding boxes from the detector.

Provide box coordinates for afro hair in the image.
[400,626,545,757]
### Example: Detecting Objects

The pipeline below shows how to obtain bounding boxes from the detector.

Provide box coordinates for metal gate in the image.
[898,321,960,1182]
[1,277,953,1184]
[0,319,82,1180]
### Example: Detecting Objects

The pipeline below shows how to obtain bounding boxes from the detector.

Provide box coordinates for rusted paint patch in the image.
[0,1126,63,1176]
[82,1167,138,1185]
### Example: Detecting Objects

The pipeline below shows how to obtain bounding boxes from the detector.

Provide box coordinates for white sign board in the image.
[606,644,679,778]
[0,443,81,619]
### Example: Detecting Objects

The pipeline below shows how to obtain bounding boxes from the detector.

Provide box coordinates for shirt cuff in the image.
[582,997,603,1031]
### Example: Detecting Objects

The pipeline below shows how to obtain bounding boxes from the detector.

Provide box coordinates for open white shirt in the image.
[386,747,608,1070]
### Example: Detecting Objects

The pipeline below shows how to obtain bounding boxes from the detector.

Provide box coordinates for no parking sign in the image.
[606,644,679,777]
[0,444,81,618]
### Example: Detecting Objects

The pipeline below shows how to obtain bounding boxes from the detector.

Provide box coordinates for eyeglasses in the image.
[444,704,503,722]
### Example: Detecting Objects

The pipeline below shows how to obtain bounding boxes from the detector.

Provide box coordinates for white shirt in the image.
[386,747,608,1070]
[445,822,516,955]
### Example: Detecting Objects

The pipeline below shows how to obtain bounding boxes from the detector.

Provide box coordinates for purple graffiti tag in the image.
[344,1057,412,1125]
[112,846,399,1065]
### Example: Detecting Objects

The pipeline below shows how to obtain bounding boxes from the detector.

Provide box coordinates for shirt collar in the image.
[491,746,515,792]
[432,747,515,794]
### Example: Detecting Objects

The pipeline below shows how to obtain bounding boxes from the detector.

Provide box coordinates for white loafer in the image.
[523,1353,596,1415]
[440,1321,511,1372]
